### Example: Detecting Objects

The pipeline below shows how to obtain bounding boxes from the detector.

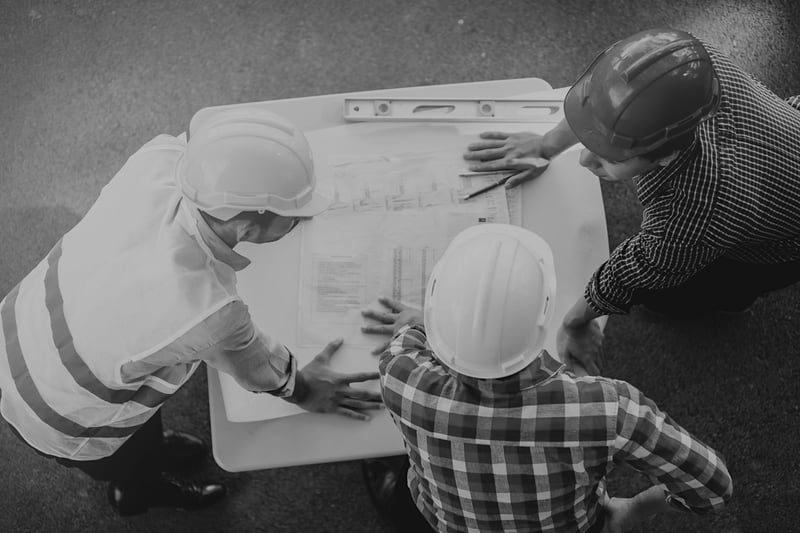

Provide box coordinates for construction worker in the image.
[361,224,732,533]
[463,28,800,374]
[0,106,383,515]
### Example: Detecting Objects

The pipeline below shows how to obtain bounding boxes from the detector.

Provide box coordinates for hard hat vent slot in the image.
[622,39,695,82]
[539,296,550,325]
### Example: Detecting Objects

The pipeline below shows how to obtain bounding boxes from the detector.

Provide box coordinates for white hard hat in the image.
[424,224,556,379]
[177,105,331,221]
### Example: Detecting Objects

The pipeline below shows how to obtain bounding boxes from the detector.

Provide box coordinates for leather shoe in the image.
[362,457,436,532]
[362,456,407,518]
[161,430,207,472]
[108,476,226,516]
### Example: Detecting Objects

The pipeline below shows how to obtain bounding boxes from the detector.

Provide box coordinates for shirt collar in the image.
[633,137,698,205]
[450,349,566,395]
[180,200,251,272]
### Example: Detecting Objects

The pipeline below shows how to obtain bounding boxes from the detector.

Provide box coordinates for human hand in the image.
[290,337,383,421]
[557,320,604,375]
[601,493,637,533]
[463,131,550,188]
[361,296,424,355]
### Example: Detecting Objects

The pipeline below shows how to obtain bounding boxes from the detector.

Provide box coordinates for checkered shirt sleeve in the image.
[612,379,733,513]
[585,46,800,314]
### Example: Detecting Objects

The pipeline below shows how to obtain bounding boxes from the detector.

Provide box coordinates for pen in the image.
[458,170,513,177]
[462,170,525,200]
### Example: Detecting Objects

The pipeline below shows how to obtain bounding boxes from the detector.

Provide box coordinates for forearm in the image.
[586,232,722,315]
[557,295,606,375]
[614,382,734,514]
[248,350,293,393]
[195,302,296,393]
[540,118,579,159]
[206,334,294,393]
[618,445,732,515]
[563,294,604,328]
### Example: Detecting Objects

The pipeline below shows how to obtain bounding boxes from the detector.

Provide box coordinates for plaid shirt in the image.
[587,45,800,314]
[379,324,732,533]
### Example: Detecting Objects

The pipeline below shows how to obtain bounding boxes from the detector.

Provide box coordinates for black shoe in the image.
[161,430,207,472]
[363,457,436,532]
[108,477,226,516]
[108,483,150,516]
[362,456,407,519]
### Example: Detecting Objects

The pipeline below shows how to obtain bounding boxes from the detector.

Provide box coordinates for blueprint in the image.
[296,151,514,347]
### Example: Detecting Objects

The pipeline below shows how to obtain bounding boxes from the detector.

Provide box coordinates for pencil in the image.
[462,170,525,200]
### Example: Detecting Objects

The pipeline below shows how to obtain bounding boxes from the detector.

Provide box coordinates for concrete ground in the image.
[1,1,798,532]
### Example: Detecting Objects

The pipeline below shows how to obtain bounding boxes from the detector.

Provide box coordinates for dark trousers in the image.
[387,457,436,533]
[632,256,800,316]
[586,509,607,533]
[6,409,164,489]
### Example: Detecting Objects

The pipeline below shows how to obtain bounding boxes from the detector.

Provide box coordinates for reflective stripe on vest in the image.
[45,240,171,408]
[0,134,236,459]
[2,284,139,439]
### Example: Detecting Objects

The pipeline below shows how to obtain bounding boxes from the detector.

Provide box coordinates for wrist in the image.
[562,309,591,330]
[264,350,298,398]
[253,349,298,398]
[539,136,567,159]
[395,317,424,335]
[563,296,602,329]
[286,369,308,405]
[630,486,671,520]
[562,314,590,329]
[541,119,578,159]
[540,135,562,160]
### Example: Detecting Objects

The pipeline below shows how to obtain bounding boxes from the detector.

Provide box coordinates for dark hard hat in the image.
[564,28,720,162]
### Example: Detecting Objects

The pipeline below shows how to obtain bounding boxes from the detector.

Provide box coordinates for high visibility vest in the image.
[0,134,240,460]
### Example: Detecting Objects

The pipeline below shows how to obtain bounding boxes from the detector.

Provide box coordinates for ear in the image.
[656,150,680,167]
[234,219,258,243]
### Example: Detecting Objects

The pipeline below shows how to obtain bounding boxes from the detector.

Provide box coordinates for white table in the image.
[207,78,608,471]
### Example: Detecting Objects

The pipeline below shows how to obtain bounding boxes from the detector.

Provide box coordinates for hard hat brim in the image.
[266,189,332,218]
[564,83,636,163]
